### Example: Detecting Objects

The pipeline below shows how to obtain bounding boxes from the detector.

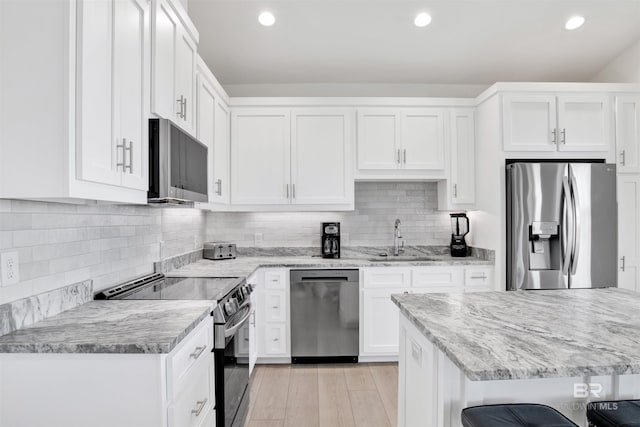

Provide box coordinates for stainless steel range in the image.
[96,274,254,427]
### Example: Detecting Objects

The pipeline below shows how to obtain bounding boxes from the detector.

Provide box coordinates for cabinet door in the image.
[174,26,196,134]
[76,0,120,186]
[362,289,408,355]
[195,73,216,202]
[231,109,291,205]
[502,94,557,152]
[151,0,177,119]
[213,100,231,204]
[616,96,640,173]
[115,0,149,191]
[291,109,353,204]
[618,175,640,292]
[450,108,475,204]
[357,108,400,170]
[557,94,611,152]
[401,109,445,170]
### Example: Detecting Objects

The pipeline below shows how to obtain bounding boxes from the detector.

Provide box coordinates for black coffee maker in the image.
[450,213,469,257]
[321,222,340,259]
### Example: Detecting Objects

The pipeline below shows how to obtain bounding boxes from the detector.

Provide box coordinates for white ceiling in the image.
[189,0,640,87]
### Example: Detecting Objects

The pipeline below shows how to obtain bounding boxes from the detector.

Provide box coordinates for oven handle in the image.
[224,303,252,338]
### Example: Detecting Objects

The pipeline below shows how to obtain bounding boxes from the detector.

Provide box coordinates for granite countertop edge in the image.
[391,293,640,381]
[0,302,214,355]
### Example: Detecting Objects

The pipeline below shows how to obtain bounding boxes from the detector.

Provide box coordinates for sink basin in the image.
[367,257,439,262]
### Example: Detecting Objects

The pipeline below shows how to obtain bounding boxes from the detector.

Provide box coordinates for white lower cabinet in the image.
[360,265,493,360]
[0,317,215,427]
[255,269,290,361]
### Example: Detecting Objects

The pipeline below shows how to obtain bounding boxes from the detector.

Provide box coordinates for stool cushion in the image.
[587,400,640,427]
[461,403,578,427]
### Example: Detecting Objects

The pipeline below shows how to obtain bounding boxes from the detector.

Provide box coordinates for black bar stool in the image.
[461,403,578,427]
[587,399,640,427]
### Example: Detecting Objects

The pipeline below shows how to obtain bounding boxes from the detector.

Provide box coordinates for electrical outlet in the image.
[1,252,19,286]
[254,233,263,246]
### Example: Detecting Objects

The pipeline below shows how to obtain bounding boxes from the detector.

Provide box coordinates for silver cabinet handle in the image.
[176,95,184,118]
[620,256,626,272]
[552,129,557,144]
[127,140,133,173]
[403,149,407,164]
[292,183,296,199]
[620,150,626,166]
[191,398,208,416]
[561,128,566,144]
[116,138,126,171]
[215,179,222,196]
[453,184,458,198]
[286,184,289,198]
[189,345,206,360]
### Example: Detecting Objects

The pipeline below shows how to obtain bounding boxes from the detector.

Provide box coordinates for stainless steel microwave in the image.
[148,119,208,204]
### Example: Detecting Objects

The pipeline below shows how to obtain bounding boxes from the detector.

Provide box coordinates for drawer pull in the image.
[189,346,206,360]
[470,274,487,279]
[191,398,208,416]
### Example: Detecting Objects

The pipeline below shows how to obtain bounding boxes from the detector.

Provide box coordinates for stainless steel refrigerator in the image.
[506,162,617,290]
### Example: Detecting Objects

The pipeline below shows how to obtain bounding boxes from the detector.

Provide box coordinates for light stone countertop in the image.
[166,246,493,279]
[0,300,214,354]
[392,288,640,381]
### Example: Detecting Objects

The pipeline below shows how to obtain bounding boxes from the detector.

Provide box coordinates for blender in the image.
[450,213,469,257]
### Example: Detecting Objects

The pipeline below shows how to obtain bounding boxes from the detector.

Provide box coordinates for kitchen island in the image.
[392,289,640,427]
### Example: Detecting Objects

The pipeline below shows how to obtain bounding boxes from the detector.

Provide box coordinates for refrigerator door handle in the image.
[570,172,581,275]
[561,177,573,276]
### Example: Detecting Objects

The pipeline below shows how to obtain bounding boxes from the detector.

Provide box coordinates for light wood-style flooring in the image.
[245,363,398,427]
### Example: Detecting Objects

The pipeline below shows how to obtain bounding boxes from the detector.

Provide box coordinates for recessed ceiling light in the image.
[565,16,585,30]
[414,12,432,28]
[258,11,276,27]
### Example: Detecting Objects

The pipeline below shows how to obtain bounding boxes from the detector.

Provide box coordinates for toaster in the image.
[204,242,237,260]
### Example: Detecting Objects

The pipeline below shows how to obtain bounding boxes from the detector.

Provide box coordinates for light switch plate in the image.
[1,251,20,286]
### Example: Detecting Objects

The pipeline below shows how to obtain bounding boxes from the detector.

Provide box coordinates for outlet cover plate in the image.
[1,251,20,286]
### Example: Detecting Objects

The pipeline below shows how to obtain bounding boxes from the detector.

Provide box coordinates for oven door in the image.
[215,305,251,427]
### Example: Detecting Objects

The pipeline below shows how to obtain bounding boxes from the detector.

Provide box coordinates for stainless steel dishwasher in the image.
[290,269,359,363]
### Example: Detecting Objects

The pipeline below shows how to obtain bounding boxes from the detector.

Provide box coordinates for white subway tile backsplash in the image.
[206,182,451,248]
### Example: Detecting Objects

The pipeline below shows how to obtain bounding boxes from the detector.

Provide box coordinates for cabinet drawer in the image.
[264,323,287,355]
[412,267,464,288]
[264,291,287,322]
[464,267,494,288]
[363,268,411,289]
[168,358,214,427]
[167,320,212,399]
[264,270,287,289]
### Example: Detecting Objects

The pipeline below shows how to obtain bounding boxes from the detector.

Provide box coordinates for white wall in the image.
[591,39,640,83]
[224,83,489,98]
[206,182,452,248]
[0,200,206,304]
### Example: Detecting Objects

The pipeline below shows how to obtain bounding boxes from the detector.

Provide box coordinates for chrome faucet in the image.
[393,218,404,256]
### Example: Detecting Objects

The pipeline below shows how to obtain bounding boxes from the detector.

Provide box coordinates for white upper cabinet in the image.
[556,95,611,152]
[616,96,640,173]
[151,0,197,136]
[618,175,640,292]
[230,108,355,210]
[76,0,149,191]
[231,109,292,205]
[502,94,557,152]
[356,107,446,178]
[291,109,354,205]
[401,109,445,170]
[503,93,611,152]
[357,109,401,170]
